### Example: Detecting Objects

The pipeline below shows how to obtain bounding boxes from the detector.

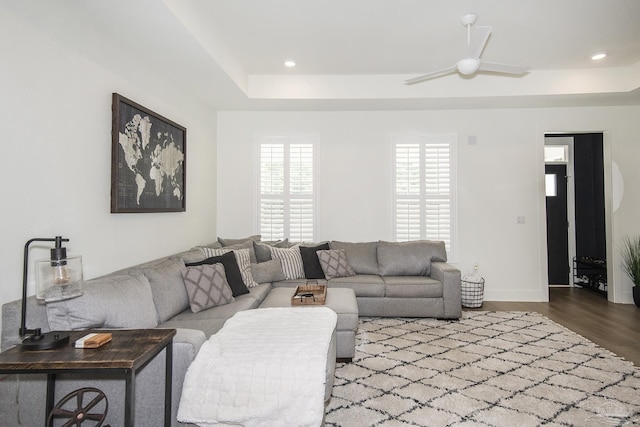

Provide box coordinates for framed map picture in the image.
[111,93,186,213]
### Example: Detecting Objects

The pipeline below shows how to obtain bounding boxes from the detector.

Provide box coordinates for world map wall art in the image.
[111,93,186,213]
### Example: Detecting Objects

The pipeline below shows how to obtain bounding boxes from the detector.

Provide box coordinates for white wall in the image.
[217,107,640,304]
[0,6,217,331]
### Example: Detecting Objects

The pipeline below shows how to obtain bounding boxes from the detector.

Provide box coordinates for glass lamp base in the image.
[21,331,70,350]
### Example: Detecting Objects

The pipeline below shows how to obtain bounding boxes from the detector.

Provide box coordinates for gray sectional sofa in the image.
[0,238,461,427]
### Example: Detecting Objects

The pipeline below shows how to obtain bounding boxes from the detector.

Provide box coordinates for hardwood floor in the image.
[466,287,640,366]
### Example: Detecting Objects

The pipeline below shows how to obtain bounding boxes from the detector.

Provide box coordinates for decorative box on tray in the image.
[291,281,327,305]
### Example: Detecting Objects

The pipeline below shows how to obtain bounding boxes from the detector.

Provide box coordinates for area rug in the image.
[325,311,640,426]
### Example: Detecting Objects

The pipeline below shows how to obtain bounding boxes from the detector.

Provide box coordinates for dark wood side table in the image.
[0,328,176,427]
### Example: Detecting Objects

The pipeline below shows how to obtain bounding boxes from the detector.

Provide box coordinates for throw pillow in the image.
[299,243,330,279]
[181,264,235,313]
[316,249,356,280]
[269,245,306,280]
[200,247,259,288]
[250,259,286,283]
[141,257,189,323]
[186,251,249,297]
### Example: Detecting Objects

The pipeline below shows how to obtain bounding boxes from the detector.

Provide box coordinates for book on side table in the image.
[74,332,113,348]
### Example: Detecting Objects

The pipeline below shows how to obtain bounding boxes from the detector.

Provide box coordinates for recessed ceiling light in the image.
[591,52,607,61]
[284,60,296,68]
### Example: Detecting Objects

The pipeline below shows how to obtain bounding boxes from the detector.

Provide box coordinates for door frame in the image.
[541,131,615,303]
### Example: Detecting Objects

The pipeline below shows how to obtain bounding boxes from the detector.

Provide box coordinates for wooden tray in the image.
[291,282,327,305]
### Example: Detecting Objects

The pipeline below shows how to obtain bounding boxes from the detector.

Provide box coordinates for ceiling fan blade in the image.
[405,66,456,85]
[478,62,530,75]
[465,26,491,59]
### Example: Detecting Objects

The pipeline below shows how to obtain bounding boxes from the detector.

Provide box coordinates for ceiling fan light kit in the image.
[457,58,480,75]
[405,13,530,84]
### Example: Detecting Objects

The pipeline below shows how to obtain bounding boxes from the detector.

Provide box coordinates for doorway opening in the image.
[545,133,607,298]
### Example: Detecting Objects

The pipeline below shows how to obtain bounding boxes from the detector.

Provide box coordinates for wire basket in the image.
[461,275,485,308]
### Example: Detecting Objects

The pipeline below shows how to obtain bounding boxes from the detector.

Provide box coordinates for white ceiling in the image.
[5,0,640,110]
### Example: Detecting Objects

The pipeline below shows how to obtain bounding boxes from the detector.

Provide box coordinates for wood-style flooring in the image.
[466,287,640,366]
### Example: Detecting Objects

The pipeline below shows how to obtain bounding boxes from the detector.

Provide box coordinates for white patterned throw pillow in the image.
[269,245,306,280]
[181,263,235,313]
[316,249,356,279]
[200,247,259,288]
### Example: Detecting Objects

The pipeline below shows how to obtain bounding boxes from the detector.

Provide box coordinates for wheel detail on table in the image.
[47,387,109,427]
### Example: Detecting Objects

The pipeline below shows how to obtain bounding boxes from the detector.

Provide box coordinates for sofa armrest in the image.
[430,262,462,319]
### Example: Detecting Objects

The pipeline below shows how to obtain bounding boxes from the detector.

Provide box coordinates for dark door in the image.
[546,164,569,285]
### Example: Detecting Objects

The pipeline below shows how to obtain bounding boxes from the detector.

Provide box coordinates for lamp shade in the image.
[35,254,84,302]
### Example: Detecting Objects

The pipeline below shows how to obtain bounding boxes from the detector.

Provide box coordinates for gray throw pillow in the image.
[46,272,158,330]
[317,249,356,280]
[250,260,286,283]
[181,264,235,313]
[141,257,189,322]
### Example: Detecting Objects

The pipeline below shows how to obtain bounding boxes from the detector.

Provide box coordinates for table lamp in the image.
[20,236,84,350]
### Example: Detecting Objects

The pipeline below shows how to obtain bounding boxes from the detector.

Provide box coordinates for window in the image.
[393,134,456,258]
[258,136,315,242]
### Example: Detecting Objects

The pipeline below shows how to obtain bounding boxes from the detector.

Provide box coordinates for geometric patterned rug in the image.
[325,312,640,426]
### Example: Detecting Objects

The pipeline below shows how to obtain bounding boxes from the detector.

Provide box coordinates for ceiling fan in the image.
[405,13,530,85]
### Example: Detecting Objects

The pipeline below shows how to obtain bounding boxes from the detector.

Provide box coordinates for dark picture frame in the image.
[111,93,186,213]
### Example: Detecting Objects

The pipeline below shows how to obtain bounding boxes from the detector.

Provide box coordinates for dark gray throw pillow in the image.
[300,243,330,279]
[186,251,249,297]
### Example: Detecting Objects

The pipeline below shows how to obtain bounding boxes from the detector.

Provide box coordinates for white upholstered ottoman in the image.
[260,287,359,361]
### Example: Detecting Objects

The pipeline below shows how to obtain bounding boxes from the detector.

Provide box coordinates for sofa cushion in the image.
[141,257,190,323]
[218,235,261,247]
[329,241,378,275]
[327,274,385,298]
[181,264,235,313]
[317,249,356,279]
[270,246,306,280]
[46,272,158,330]
[170,293,261,322]
[300,243,330,279]
[382,276,443,298]
[186,251,249,297]
[201,247,259,288]
[250,259,286,283]
[177,248,207,264]
[377,240,447,276]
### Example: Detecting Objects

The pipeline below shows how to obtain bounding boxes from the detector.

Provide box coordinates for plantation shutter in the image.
[424,141,451,245]
[394,135,456,258]
[395,143,422,241]
[259,142,285,240]
[289,143,314,242]
[259,138,314,242]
